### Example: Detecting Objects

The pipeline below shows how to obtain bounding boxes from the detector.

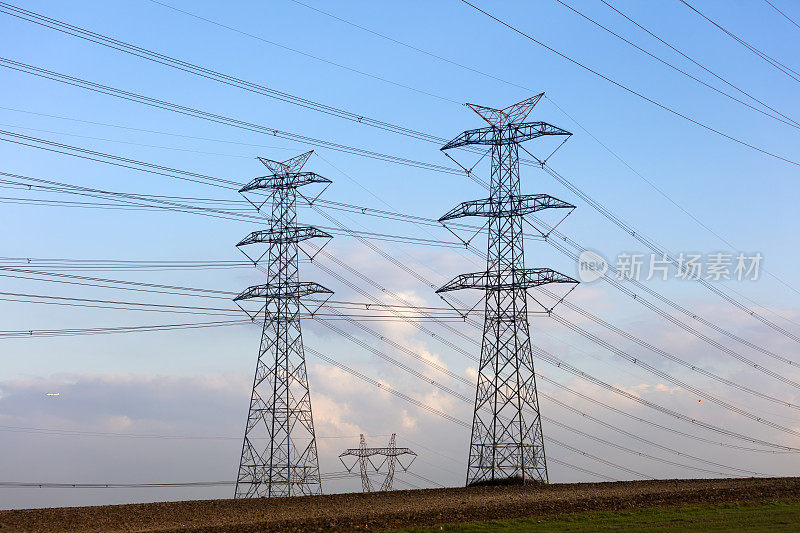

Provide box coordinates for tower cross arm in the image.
[339,447,416,458]
[436,268,578,293]
[234,281,333,301]
[439,194,574,221]
[441,122,571,150]
[239,172,331,192]
[237,225,333,246]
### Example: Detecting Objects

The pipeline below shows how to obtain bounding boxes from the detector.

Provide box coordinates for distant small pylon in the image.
[339,433,417,492]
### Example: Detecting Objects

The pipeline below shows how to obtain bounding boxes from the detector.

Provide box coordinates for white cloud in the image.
[463,366,478,382]
[401,409,417,430]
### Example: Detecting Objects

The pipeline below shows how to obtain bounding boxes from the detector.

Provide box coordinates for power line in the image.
[0,167,529,239]
[9,9,798,317]
[313,330,759,479]
[0,126,242,188]
[12,282,792,466]
[598,0,799,128]
[0,259,255,272]
[532,344,800,452]
[304,346,624,480]
[0,3,456,155]
[0,481,235,488]
[4,31,792,486]
[271,0,800,313]
[0,57,461,175]
[284,0,799,304]
[304,202,800,433]
[0,170,543,245]
[0,424,389,442]
[265,3,800,337]
[0,269,234,295]
[0,270,235,301]
[9,0,800,304]
[459,0,800,167]
[545,291,800,409]
[321,231,800,441]
[0,267,502,317]
[537,373,794,455]
[10,140,795,425]
[141,0,460,106]
[0,196,472,247]
[301,217,800,452]
[0,0,457,114]
[552,0,800,129]
[0,302,467,323]
[309,249,480,356]
[315,165,800,337]
[18,249,781,467]
[8,309,793,458]
[0,169,472,249]
[326,285,784,461]
[0,320,249,339]
[0,290,480,322]
[541,410,757,478]
[763,0,800,31]
[0,104,302,152]
[271,215,800,466]
[319,298,766,477]
[529,162,800,344]
[3,57,792,474]
[6,266,792,474]
[9,0,799,174]
[0,424,239,440]
[533,225,800,392]
[548,312,800,437]
[285,0,531,93]
[0,121,260,160]
[0,472,367,489]
[0,291,241,317]
[678,0,800,83]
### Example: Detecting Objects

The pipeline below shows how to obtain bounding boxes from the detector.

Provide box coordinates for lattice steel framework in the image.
[233,151,332,498]
[437,95,577,486]
[339,433,417,492]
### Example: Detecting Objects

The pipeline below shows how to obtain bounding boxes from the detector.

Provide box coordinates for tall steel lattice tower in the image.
[436,94,578,486]
[233,150,333,498]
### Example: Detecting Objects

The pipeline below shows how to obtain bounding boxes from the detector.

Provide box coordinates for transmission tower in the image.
[233,150,333,498]
[436,94,577,486]
[339,433,417,492]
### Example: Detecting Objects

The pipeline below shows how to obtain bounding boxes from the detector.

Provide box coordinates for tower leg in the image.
[359,434,373,493]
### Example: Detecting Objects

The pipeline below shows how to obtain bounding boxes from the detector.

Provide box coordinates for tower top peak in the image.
[466,92,545,128]
[257,150,314,175]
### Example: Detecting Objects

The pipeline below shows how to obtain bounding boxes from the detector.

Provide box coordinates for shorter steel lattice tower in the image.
[339,434,417,492]
[436,94,578,486]
[233,150,333,498]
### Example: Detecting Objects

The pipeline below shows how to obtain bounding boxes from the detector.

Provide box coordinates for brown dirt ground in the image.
[2,477,800,532]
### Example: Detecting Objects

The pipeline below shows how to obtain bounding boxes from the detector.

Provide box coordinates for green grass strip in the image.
[389,498,800,532]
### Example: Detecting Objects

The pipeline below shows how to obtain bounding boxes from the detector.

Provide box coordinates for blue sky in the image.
[1,0,799,509]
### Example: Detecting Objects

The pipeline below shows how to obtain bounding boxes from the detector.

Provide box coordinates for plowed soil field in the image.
[2,477,800,532]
